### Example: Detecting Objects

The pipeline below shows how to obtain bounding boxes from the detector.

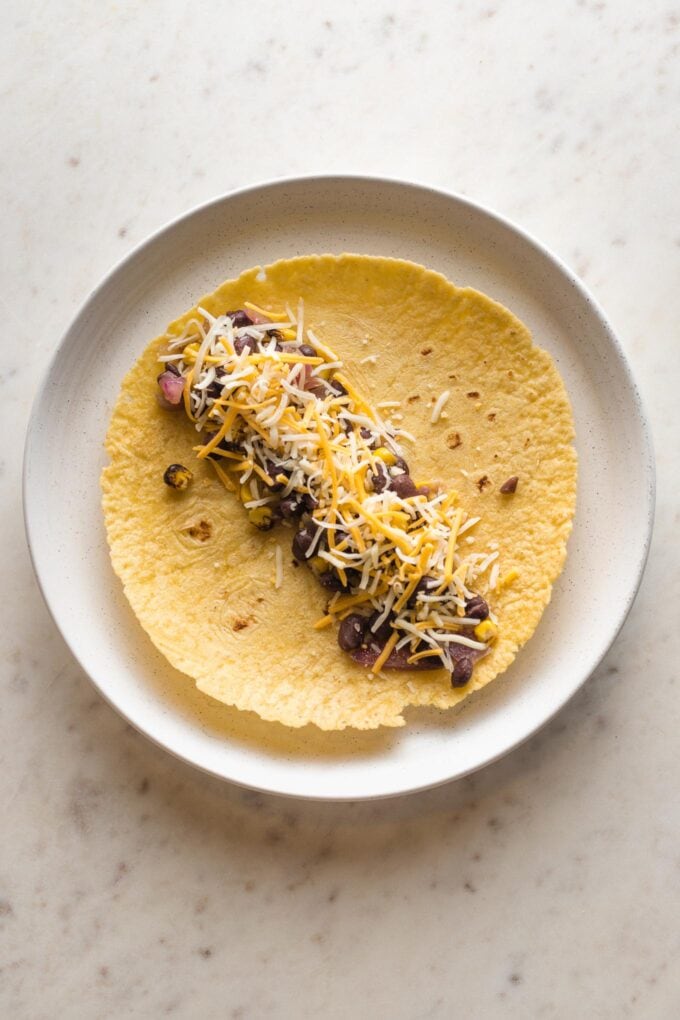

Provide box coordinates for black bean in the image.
[465,595,489,621]
[298,344,317,357]
[206,437,244,462]
[366,611,393,645]
[328,379,347,396]
[338,614,367,651]
[281,497,306,520]
[344,568,362,589]
[368,462,388,494]
[264,460,289,491]
[500,475,519,494]
[451,656,473,687]
[359,426,378,447]
[228,310,253,328]
[292,524,317,561]
[302,493,318,511]
[408,575,438,607]
[392,456,409,474]
[319,571,345,592]
[218,439,242,453]
[233,335,258,355]
[163,363,181,377]
[389,473,418,499]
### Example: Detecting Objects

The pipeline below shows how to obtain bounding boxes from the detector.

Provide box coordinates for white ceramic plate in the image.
[23,176,654,800]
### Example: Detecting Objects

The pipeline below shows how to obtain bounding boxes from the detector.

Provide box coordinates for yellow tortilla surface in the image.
[101,255,577,730]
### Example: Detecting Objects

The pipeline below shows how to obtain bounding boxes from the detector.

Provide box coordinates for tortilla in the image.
[101,255,577,730]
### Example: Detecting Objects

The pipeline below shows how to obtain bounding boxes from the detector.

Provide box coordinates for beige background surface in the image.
[3,2,678,1017]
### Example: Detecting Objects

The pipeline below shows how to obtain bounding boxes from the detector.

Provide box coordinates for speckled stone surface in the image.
[3,2,677,1017]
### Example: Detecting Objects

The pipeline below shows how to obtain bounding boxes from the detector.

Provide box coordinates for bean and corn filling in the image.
[157,301,502,688]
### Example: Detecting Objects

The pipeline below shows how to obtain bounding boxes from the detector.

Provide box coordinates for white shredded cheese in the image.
[169,298,501,674]
[430,390,450,424]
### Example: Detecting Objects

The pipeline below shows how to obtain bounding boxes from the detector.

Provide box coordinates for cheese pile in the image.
[160,301,501,675]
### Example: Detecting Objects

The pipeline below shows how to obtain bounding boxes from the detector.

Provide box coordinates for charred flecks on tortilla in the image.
[155,301,502,688]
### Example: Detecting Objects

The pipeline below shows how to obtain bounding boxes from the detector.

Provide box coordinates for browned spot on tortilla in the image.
[448,373,457,380]
[406,394,421,403]
[487,413,496,422]
[467,391,480,399]
[233,618,249,631]
[507,370,514,378]
[421,347,432,355]
[446,431,462,449]
[477,475,491,491]
[184,520,212,542]
[524,436,531,448]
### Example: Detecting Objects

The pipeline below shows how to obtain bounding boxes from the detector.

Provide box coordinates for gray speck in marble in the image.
[113,861,128,884]
[67,156,80,167]
[535,87,556,112]
[0,899,14,917]
[68,777,104,834]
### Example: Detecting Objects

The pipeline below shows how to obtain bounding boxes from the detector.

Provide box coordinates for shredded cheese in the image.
[430,389,450,424]
[160,298,500,678]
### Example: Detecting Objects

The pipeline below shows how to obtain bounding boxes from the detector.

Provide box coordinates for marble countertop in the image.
[3,2,678,1016]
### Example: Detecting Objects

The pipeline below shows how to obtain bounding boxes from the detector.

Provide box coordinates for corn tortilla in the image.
[101,255,577,730]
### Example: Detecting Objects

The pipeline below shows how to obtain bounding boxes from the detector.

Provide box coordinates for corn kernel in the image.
[247,506,274,530]
[374,447,397,466]
[500,569,519,588]
[163,463,193,490]
[309,556,326,572]
[474,620,498,642]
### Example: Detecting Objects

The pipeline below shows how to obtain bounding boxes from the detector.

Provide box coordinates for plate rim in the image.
[22,173,656,800]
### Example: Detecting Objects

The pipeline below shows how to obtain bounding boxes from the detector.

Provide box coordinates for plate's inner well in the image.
[24,179,652,797]
[101,254,577,732]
